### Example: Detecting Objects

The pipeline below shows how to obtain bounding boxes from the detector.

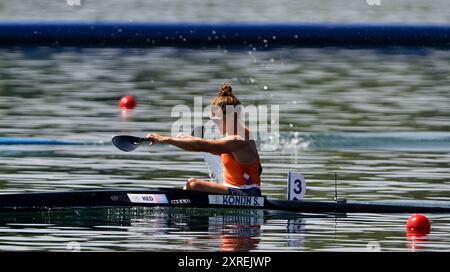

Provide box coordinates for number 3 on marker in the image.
[293,179,302,194]
[288,172,307,201]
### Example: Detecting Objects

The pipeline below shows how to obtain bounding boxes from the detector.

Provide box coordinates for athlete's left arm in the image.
[147,134,246,154]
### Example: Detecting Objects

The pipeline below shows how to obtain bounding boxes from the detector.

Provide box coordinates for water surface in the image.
[0,46,449,251]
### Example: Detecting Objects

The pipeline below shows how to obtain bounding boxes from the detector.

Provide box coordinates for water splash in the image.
[259,131,450,152]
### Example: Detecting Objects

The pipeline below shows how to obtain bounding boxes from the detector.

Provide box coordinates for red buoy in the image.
[119,96,136,109]
[406,214,431,235]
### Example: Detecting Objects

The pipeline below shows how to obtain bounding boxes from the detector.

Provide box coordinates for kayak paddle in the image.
[112,135,149,152]
[112,126,204,152]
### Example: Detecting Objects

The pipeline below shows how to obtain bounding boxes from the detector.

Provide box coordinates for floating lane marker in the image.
[0,137,86,145]
[0,23,449,48]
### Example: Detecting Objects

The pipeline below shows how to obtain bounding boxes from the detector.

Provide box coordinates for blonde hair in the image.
[211,83,241,114]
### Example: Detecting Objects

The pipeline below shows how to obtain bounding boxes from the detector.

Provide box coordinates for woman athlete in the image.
[147,83,262,196]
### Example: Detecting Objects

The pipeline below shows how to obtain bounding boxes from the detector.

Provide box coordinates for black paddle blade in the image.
[112,135,146,152]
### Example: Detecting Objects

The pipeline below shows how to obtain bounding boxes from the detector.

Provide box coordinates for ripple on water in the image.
[1,46,450,251]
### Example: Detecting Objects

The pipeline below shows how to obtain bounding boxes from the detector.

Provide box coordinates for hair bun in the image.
[219,83,233,96]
